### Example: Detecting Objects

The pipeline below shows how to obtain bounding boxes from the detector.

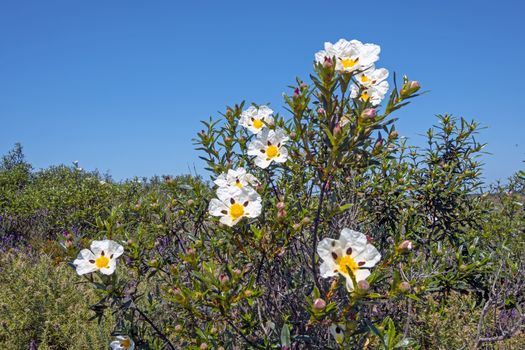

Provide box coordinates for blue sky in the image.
[1,0,524,184]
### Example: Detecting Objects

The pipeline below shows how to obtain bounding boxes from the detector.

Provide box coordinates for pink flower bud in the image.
[357,280,370,291]
[277,202,286,210]
[333,123,342,137]
[323,56,333,68]
[317,107,326,115]
[200,343,208,350]
[174,324,183,332]
[293,88,300,99]
[398,240,413,252]
[219,273,229,284]
[362,108,377,120]
[400,80,421,98]
[399,281,411,293]
[313,298,326,310]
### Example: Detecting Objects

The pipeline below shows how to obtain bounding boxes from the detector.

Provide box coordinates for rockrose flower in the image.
[239,105,274,134]
[329,323,346,344]
[247,128,289,169]
[317,228,381,291]
[315,39,380,73]
[208,187,262,226]
[214,167,259,190]
[110,336,135,350]
[73,239,124,275]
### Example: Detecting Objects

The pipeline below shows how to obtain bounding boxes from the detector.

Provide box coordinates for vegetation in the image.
[0,38,523,349]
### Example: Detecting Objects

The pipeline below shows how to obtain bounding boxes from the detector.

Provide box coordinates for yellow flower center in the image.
[336,255,358,275]
[95,255,110,269]
[252,119,264,129]
[360,75,370,83]
[230,203,245,219]
[235,180,243,188]
[266,145,279,158]
[120,338,131,348]
[340,57,358,69]
[360,91,370,102]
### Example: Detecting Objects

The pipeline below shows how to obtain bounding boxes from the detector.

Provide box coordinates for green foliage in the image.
[0,252,114,349]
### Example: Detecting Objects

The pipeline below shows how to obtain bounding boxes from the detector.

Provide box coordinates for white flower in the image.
[350,81,389,105]
[329,323,346,344]
[214,167,259,190]
[239,105,274,134]
[317,228,381,291]
[355,67,389,89]
[73,240,124,275]
[247,128,289,169]
[110,336,135,350]
[208,186,262,226]
[315,39,380,73]
[350,66,389,105]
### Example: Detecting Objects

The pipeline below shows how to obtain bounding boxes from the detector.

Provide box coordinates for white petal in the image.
[245,199,262,218]
[107,240,124,259]
[317,237,339,261]
[73,257,97,275]
[354,268,371,282]
[110,341,122,350]
[209,198,228,216]
[353,244,381,267]
[219,215,236,227]
[254,155,272,169]
[90,240,110,256]
[339,228,367,254]
[319,260,338,278]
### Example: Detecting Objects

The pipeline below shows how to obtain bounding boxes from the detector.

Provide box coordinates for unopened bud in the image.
[186,248,195,256]
[277,202,286,210]
[317,107,326,115]
[186,199,195,206]
[389,130,399,139]
[293,88,300,99]
[323,56,333,68]
[233,268,242,276]
[293,223,301,230]
[244,290,253,297]
[289,132,296,138]
[398,240,413,252]
[357,280,370,291]
[175,324,183,332]
[361,108,377,120]
[333,123,342,137]
[313,298,326,310]
[399,281,411,293]
[301,217,311,225]
[200,343,208,350]
[219,273,229,284]
[400,80,420,98]
[277,210,287,218]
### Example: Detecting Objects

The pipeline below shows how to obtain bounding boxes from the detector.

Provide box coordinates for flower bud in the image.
[323,56,333,68]
[175,324,183,332]
[289,132,296,138]
[301,217,311,225]
[219,273,229,284]
[244,290,253,297]
[293,88,300,99]
[397,240,413,252]
[333,123,342,138]
[399,281,411,293]
[277,202,286,211]
[317,107,326,115]
[400,80,420,98]
[233,268,242,277]
[357,280,370,291]
[389,130,399,139]
[361,108,377,120]
[277,210,287,218]
[200,343,208,350]
[186,199,195,206]
[313,298,326,310]
[293,223,301,230]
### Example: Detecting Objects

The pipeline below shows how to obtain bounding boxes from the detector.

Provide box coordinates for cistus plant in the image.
[63,38,523,349]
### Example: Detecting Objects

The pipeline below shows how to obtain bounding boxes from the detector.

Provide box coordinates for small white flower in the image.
[239,105,274,134]
[315,39,380,73]
[329,323,346,344]
[317,228,381,291]
[354,67,389,89]
[110,336,135,350]
[73,240,124,275]
[247,128,289,169]
[208,187,262,226]
[214,167,259,190]
[350,81,389,105]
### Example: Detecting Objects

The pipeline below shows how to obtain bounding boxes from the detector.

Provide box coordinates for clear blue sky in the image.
[1,0,524,184]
